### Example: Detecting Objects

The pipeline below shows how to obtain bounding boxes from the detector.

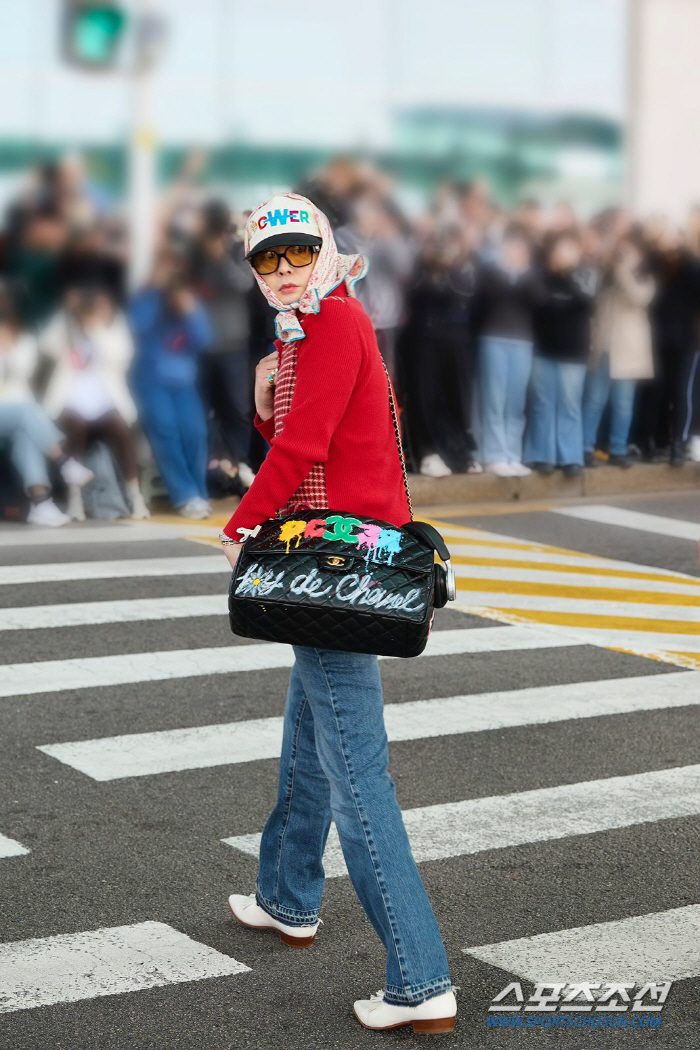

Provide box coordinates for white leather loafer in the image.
[353,986,459,1033]
[227,892,322,948]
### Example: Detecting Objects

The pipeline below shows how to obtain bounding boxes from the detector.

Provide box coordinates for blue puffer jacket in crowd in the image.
[127,288,213,388]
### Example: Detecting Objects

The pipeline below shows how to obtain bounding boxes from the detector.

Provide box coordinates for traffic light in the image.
[61,1,127,70]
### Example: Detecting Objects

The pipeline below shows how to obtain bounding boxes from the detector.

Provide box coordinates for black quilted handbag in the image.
[227,358,457,658]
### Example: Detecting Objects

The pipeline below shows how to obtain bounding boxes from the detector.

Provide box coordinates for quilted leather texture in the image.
[228,509,437,658]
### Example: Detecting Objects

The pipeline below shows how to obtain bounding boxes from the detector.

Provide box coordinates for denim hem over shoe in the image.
[382,976,455,1006]
[255,884,320,926]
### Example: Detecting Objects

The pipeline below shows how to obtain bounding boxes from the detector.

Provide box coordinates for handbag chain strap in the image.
[379,353,414,521]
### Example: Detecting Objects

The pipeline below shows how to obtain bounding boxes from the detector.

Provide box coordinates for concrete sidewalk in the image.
[200,460,700,519]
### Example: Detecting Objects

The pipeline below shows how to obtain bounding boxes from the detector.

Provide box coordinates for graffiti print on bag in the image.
[275,514,403,563]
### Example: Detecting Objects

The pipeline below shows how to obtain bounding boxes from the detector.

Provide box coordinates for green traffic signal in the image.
[63,2,127,68]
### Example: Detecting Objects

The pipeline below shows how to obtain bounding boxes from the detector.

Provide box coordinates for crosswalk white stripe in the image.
[37,671,700,781]
[0,595,225,631]
[0,921,250,1014]
[0,555,223,587]
[0,833,30,858]
[450,543,693,578]
[0,524,221,548]
[453,606,700,657]
[463,905,700,987]
[553,505,700,542]
[223,763,700,877]
[455,589,700,622]
[453,564,700,595]
[0,627,576,699]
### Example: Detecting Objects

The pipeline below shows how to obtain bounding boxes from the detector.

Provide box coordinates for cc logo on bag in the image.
[324,555,348,568]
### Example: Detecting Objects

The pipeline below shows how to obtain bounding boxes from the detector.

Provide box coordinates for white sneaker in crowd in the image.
[419,454,452,477]
[66,483,86,521]
[466,459,483,474]
[177,497,210,520]
[125,478,150,519]
[227,893,322,948]
[129,492,151,519]
[26,498,71,527]
[59,456,95,487]
[484,461,518,477]
[353,986,459,1033]
[688,435,700,463]
[237,462,256,488]
[507,461,532,476]
[176,497,206,518]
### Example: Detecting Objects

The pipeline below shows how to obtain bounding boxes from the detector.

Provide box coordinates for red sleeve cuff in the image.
[254,410,275,442]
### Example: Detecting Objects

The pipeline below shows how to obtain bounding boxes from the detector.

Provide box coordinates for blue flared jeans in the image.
[582,350,637,457]
[478,334,533,463]
[523,354,587,466]
[0,401,66,494]
[255,644,453,1007]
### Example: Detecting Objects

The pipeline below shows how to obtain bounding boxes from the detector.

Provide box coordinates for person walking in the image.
[219,192,459,1035]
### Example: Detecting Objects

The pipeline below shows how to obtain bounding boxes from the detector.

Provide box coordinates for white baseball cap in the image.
[245,193,322,258]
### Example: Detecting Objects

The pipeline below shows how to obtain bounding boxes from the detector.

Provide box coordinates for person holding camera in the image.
[189,200,257,488]
[524,230,598,476]
[0,284,95,526]
[39,283,148,521]
[583,231,655,468]
[127,251,214,519]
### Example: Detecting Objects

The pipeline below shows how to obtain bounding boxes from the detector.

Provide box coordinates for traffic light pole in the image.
[127,0,158,290]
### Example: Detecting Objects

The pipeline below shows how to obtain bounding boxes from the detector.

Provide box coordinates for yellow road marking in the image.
[419,502,556,517]
[144,512,232,527]
[607,648,700,670]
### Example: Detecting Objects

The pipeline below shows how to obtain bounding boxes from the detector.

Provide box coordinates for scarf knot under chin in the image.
[245,191,368,343]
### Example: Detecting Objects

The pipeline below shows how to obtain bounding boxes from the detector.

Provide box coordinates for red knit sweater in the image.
[222,282,411,539]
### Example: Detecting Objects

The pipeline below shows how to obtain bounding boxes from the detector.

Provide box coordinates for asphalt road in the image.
[0,489,699,1049]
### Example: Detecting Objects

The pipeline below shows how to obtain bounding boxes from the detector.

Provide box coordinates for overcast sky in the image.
[0,0,626,147]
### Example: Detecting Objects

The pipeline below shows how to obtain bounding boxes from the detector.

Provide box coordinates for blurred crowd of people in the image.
[1,151,700,527]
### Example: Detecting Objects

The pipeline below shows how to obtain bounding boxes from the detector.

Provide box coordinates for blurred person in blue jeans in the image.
[472,224,544,477]
[524,231,598,477]
[128,252,213,519]
[583,232,655,468]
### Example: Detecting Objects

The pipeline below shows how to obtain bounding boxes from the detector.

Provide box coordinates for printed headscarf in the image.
[243,191,368,343]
